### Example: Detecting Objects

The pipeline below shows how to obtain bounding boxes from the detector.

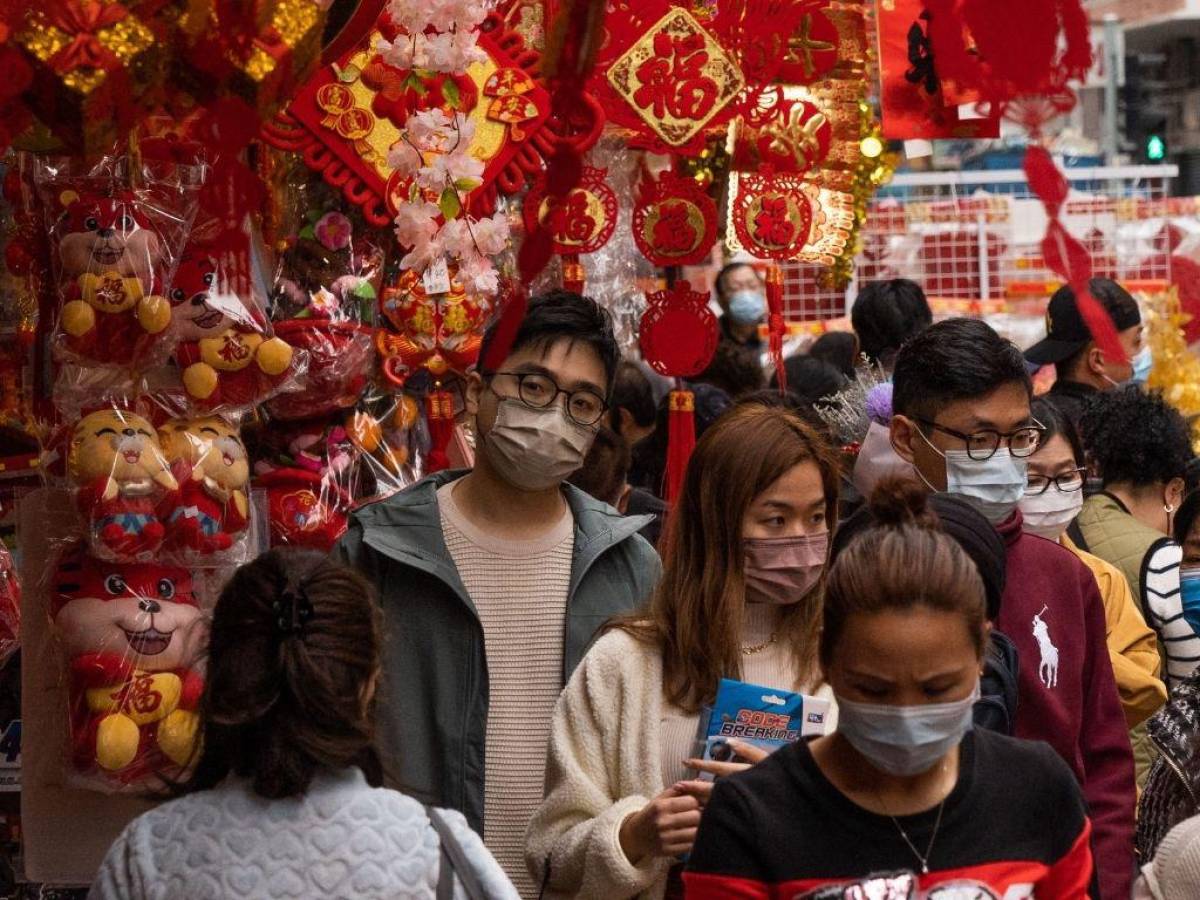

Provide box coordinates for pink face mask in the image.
[743,532,829,605]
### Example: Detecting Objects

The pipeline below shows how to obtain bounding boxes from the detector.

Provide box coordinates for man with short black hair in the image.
[851,278,933,373]
[336,290,660,896]
[890,317,1135,900]
[609,360,657,447]
[1024,277,1147,430]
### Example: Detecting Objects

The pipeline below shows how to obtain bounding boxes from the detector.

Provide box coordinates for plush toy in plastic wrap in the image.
[51,193,174,368]
[266,209,381,421]
[67,408,179,562]
[171,246,298,411]
[0,545,18,670]
[52,549,205,789]
[158,416,250,558]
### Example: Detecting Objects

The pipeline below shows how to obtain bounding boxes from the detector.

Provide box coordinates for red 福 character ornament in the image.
[68,408,180,562]
[52,549,204,788]
[50,192,173,369]
[731,171,814,261]
[632,168,718,267]
[522,165,617,292]
[158,416,250,557]
[638,281,719,502]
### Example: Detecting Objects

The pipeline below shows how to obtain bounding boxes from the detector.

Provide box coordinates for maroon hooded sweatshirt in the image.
[996,510,1135,900]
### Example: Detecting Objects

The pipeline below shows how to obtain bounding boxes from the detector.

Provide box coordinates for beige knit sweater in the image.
[525,624,835,900]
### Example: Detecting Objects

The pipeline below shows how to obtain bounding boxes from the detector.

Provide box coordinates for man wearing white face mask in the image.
[889,317,1136,900]
[335,291,661,897]
[1024,277,1148,434]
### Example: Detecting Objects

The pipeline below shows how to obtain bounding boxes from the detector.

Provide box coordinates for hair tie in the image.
[273,586,314,637]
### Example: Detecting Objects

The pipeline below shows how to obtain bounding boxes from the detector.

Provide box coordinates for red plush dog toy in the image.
[52,549,205,787]
[52,193,173,368]
[171,248,295,410]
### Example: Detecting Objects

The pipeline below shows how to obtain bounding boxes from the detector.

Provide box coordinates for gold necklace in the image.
[741,631,777,656]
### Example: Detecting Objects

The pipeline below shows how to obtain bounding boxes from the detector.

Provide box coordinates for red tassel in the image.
[765,265,787,395]
[563,255,584,294]
[1024,146,1125,363]
[425,390,455,473]
[665,390,696,504]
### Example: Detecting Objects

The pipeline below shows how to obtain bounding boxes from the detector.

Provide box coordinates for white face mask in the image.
[1019,487,1084,541]
[915,430,1027,524]
[836,685,979,777]
[483,398,597,492]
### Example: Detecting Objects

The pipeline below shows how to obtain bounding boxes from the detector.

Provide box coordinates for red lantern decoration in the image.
[632,169,718,267]
[731,172,814,261]
[523,165,617,293]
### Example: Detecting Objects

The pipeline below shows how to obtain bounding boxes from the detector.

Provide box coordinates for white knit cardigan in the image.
[524,629,676,900]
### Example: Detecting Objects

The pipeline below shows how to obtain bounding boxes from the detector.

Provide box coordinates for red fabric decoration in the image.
[731,97,832,175]
[1024,146,1123,363]
[633,168,718,267]
[425,390,456,474]
[731,172,813,260]
[638,281,719,377]
[523,165,618,256]
[665,390,695,504]
[765,265,787,394]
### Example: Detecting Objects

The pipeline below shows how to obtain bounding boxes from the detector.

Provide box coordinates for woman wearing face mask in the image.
[684,480,1097,898]
[525,404,840,900]
[1077,385,1198,690]
[1020,399,1164,737]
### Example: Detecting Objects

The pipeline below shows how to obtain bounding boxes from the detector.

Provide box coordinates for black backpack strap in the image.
[427,805,487,900]
[1067,518,1089,553]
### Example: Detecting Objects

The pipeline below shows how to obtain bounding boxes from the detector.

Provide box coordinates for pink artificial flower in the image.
[471,210,510,256]
[458,250,499,294]
[393,201,440,248]
[314,212,353,251]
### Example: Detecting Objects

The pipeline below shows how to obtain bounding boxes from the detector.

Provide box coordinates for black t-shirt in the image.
[684,729,1097,899]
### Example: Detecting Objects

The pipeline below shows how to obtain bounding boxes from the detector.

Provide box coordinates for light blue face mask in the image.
[728,290,766,325]
[1180,568,1200,635]
[1131,346,1153,385]
[836,685,979,776]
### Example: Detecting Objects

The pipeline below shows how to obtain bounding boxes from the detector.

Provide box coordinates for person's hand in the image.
[619,786,703,863]
[684,739,771,780]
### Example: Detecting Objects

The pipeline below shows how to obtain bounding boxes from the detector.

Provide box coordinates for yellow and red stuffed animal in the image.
[52,549,205,787]
[67,408,179,561]
[52,193,173,368]
[158,416,250,555]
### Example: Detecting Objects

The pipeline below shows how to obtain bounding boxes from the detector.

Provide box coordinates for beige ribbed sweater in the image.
[439,482,573,900]
[525,613,836,900]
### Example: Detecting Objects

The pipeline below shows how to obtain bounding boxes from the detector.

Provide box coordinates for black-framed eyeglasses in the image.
[491,371,608,427]
[1026,467,1087,496]
[915,417,1045,461]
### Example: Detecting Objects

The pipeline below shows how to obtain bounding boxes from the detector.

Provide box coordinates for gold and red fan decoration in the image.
[632,167,718,267]
[262,4,603,228]
[522,165,617,293]
[637,280,718,503]
[591,0,809,157]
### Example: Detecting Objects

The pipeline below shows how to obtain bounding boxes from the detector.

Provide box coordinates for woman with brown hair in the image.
[525,404,841,900]
[684,481,1096,898]
[91,548,517,900]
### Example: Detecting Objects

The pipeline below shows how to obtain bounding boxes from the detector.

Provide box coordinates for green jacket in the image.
[333,470,661,836]
[1076,491,1171,789]
[1076,492,1168,605]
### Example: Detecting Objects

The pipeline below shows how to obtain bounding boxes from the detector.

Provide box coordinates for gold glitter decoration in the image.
[20,5,157,98]
[1143,286,1200,450]
[229,0,322,102]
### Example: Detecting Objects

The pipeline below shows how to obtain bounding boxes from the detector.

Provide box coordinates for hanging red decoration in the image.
[637,280,719,504]
[632,169,718,267]
[638,281,719,378]
[731,97,833,175]
[775,7,840,85]
[523,164,616,292]
[731,172,814,261]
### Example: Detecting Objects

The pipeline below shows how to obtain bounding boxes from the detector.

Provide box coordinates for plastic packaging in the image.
[265,206,383,421]
[0,545,19,670]
[51,545,206,792]
[35,156,200,382]
[66,406,179,563]
[157,415,252,563]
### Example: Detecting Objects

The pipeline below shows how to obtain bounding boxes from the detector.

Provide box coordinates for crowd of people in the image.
[85,271,1200,899]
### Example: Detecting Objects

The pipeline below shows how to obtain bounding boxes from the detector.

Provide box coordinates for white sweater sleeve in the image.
[524,634,670,899]
[1143,541,1199,687]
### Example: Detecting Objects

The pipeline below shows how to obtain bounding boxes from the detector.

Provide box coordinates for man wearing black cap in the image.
[1024,277,1148,431]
